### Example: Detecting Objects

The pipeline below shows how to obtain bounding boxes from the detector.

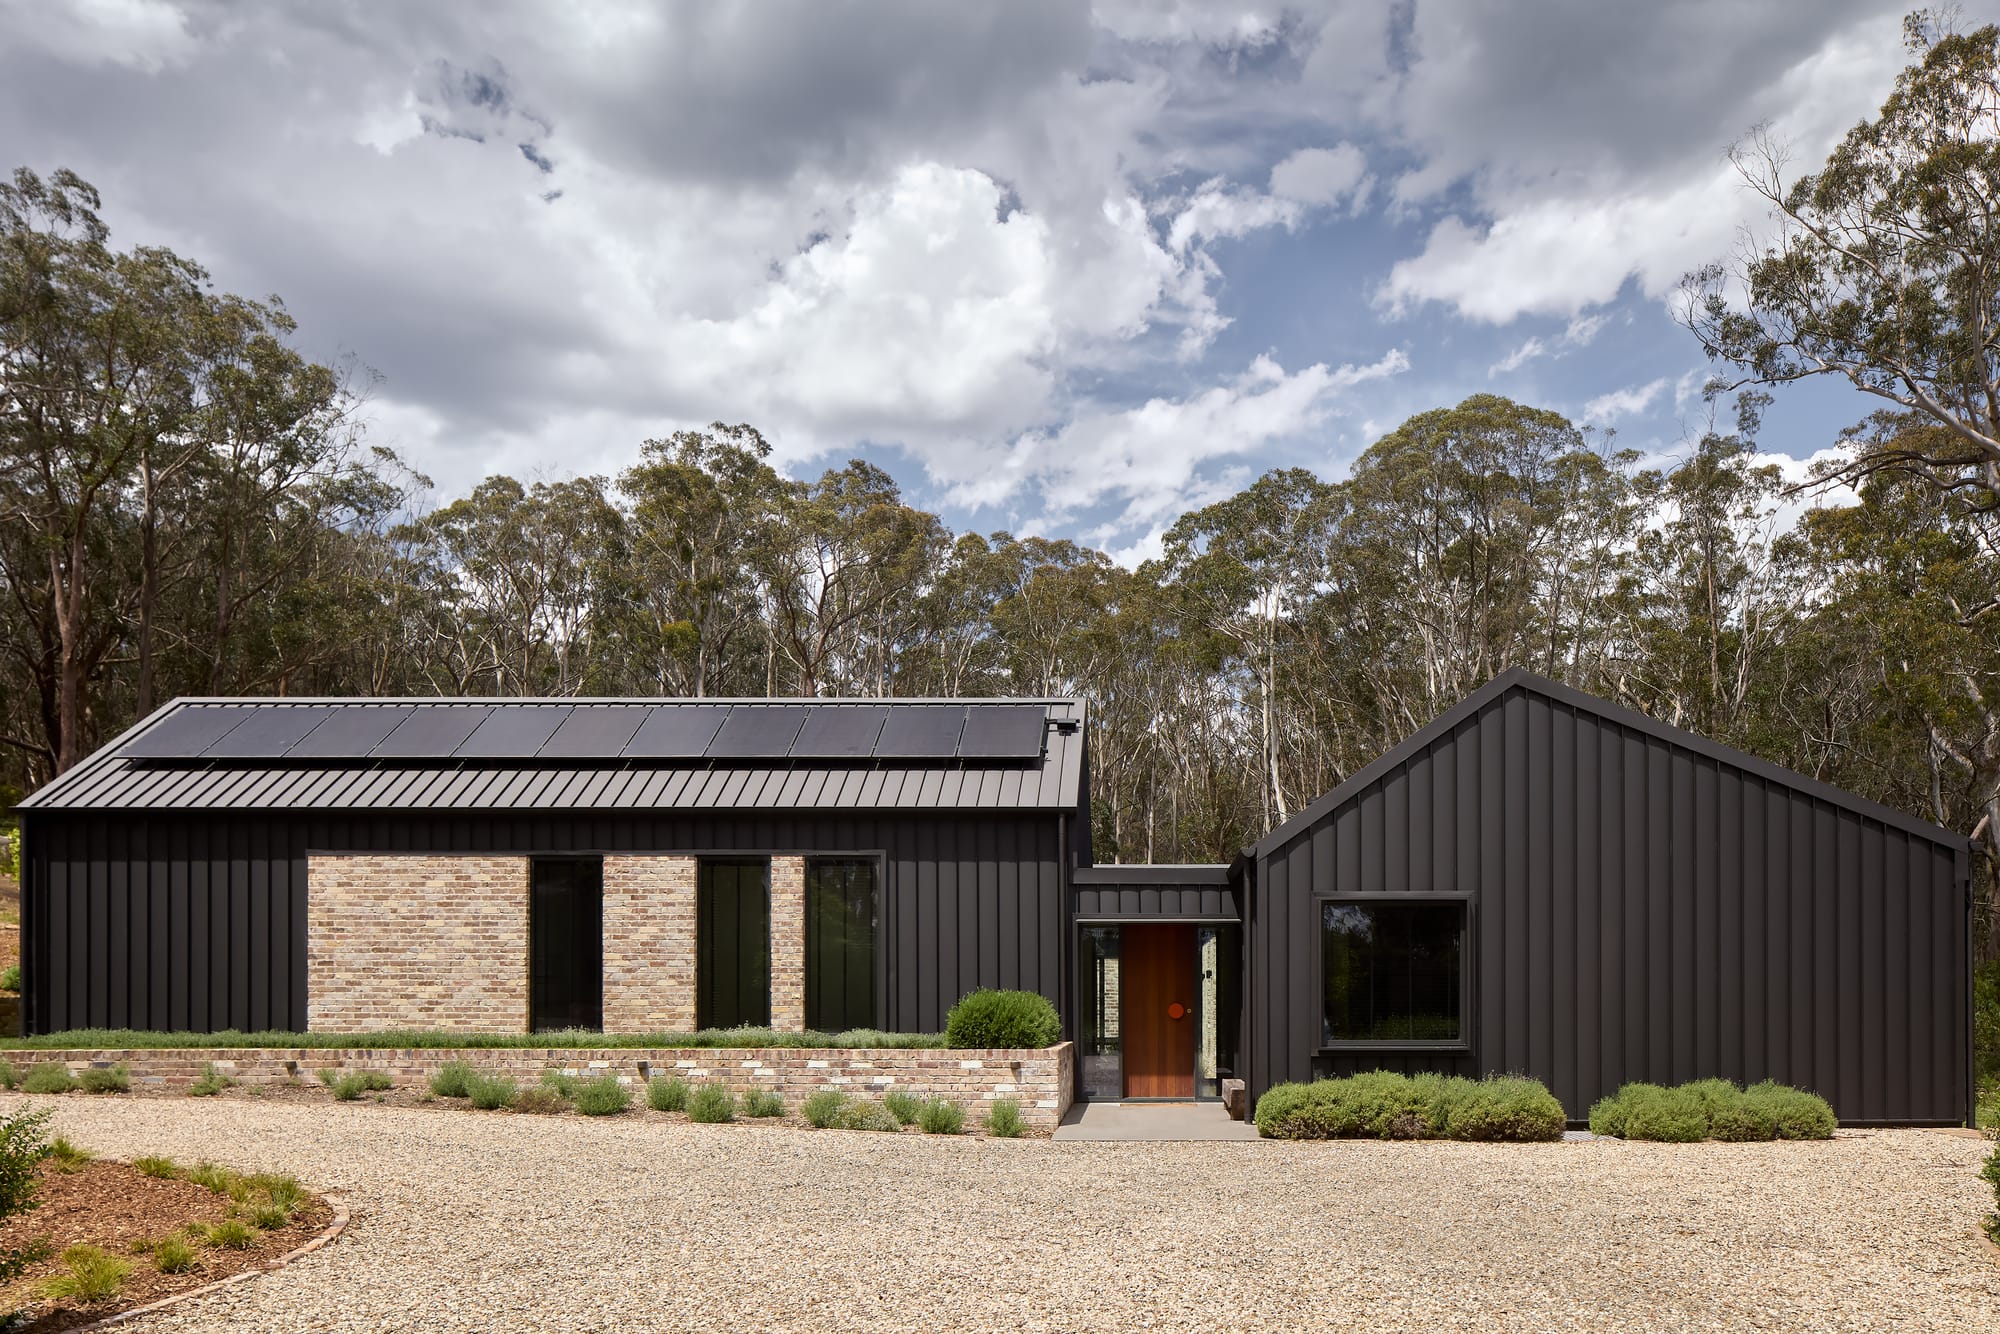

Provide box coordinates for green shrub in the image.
[686,1084,735,1123]
[742,1088,785,1118]
[0,1107,51,1280]
[572,1076,632,1116]
[183,1162,235,1195]
[205,1219,255,1249]
[1743,1081,1837,1140]
[38,1244,129,1303]
[328,1073,368,1101]
[1255,1071,1564,1142]
[247,1172,306,1215]
[882,1089,921,1125]
[984,1098,1026,1138]
[1981,1139,2000,1242]
[466,1074,517,1110]
[76,1063,128,1094]
[943,989,1061,1049]
[22,1063,76,1095]
[430,1061,475,1098]
[1588,1078,1836,1141]
[0,966,19,993]
[187,1063,232,1097]
[917,1098,964,1135]
[250,1203,291,1230]
[47,1137,93,1173]
[152,1235,196,1274]
[509,1085,567,1115]
[133,1155,179,1180]
[834,1099,903,1132]
[647,1076,690,1112]
[540,1070,582,1099]
[803,1089,849,1128]
[0,1062,16,1091]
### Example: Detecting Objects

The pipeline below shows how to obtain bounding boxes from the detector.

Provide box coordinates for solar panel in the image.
[622,705,729,758]
[119,705,257,758]
[791,704,890,758]
[372,706,493,758]
[287,706,415,757]
[872,705,966,758]
[456,705,572,757]
[203,706,337,757]
[540,705,651,757]
[957,704,1047,758]
[707,704,809,757]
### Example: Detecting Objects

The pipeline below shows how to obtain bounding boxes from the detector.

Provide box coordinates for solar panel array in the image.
[118,701,1048,764]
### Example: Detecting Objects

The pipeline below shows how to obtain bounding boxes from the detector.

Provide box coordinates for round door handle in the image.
[1167,1002,1186,1020]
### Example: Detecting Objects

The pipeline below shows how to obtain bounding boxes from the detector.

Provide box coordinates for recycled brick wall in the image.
[306,855,529,1034]
[601,856,697,1031]
[769,856,806,1032]
[11,1042,1077,1132]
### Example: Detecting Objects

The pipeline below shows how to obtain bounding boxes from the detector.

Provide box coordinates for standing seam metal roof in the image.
[21,697,1087,814]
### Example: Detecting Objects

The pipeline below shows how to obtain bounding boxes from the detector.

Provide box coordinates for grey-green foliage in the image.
[742,1088,784,1118]
[430,1061,475,1098]
[882,1090,921,1125]
[647,1076,690,1112]
[686,1084,735,1124]
[1255,1071,1565,1142]
[1587,1078,1836,1142]
[833,1099,902,1133]
[466,1074,517,1110]
[803,1089,848,1128]
[984,1098,1026,1138]
[21,1064,75,1095]
[917,1099,964,1135]
[571,1076,632,1116]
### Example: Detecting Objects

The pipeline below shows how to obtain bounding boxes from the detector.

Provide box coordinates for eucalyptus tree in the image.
[615,423,788,696]
[1684,12,2000,509]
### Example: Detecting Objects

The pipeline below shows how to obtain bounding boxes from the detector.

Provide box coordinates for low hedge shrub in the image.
[78,1064,129,1094]
[803,1089,848,1128]
[572,1076,632,1116]
[509,1085,567,1115]
[882,1090,921,1126]
[984,1098,1026,1138]
[1587,1078,1835,1141]
[686,1084,735,1124]
[647,1076,690,1112]
[943,990,1061,1049]
[833,1099,902,1133]
[917,1098,964,1135]
[21,1064,76,1096]
[1254,1071,1565,1142]
[742,1088,785,1118]
[466,1074,517,1110]
[429,1061,475,1099]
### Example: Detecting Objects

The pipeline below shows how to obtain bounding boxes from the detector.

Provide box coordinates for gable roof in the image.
[1250,668,1969,859]
[20,696,1087,815]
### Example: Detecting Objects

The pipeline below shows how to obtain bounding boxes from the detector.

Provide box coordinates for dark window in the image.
[698,859,770,1029]
[805,859,877,1031]
[1322,900,1465,1044]
[530,858,603,1032]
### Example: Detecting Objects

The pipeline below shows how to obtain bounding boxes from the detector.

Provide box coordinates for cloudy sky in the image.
[0,0,1955,559]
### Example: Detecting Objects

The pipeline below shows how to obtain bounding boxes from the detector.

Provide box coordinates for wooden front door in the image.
[1121,924,1195,1098]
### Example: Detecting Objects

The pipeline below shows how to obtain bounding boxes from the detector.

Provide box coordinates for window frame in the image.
[802,853,887,1033]
[1313,891,1474,1054]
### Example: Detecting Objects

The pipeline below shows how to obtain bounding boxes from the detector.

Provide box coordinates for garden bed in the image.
[0,1152,334,1331]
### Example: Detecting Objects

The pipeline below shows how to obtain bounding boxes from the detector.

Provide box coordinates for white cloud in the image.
[1583,377,1668,424]
[1376,9,1907,322]
[1488,337,1547,377]
[1269,142,1370,210]
[1486,308,1615,377]
[6,0,195,72]
[956,348,1410,539]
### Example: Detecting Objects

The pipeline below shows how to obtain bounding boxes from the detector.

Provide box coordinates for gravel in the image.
[8,1094,1998,1332]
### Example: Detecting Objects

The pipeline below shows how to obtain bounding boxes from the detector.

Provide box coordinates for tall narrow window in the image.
[530,857,603,1032]
[805,858,877,1032]
[697,859,770,1029]
[1322,900,1465,1045]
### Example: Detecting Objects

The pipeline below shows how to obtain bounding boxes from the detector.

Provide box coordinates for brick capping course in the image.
[7,1042,1077,1132]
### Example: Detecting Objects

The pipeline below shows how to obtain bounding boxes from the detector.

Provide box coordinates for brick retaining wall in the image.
[4,1042,1076,1132]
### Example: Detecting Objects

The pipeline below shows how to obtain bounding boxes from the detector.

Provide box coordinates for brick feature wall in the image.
[307,855,529,1034]
[601,856,697,1032]
[10,1043,1078,1132]
[769,855,806,1032]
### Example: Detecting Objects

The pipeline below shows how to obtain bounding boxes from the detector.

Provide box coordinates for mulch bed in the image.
[0,1158,332,1331]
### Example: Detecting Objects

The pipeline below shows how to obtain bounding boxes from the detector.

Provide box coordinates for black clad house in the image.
[15,670,1974,1124]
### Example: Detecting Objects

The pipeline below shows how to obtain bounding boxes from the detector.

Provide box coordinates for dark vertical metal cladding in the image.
[1248,679,1971,1125]
[19,806,1069,1040]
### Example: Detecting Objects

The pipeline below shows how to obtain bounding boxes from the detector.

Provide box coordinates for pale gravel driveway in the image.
[10,1093,1999,1332]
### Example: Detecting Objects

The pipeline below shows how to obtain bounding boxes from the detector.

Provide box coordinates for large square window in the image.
[1321,899,1465,1045]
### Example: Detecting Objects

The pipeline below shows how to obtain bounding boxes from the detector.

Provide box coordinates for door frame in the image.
[1074,917,1238,1102]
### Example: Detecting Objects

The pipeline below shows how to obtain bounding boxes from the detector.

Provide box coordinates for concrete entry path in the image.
[1053,1099,1261,1141]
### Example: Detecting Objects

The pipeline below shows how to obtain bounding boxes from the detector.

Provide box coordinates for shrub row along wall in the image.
[4,1042,1077,1131]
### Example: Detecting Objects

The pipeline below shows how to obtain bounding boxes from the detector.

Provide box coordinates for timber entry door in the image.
[1121,923,1196,1098]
